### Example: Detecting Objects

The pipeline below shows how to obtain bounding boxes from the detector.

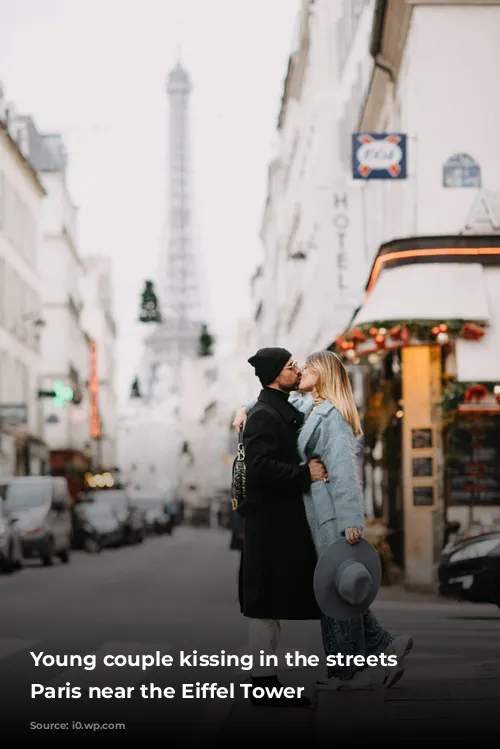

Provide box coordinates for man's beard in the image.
[281,379,300,393]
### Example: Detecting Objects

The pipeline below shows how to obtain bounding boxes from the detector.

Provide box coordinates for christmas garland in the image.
[441,381,500,413]
[334,319,487,357]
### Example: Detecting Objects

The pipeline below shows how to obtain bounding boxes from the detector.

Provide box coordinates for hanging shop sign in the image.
[352,133,407,180]
[89,340,101,440]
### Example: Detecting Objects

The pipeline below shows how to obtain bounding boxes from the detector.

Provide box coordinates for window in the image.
[4,479,52,509]
[443,154,481,188]
[0,173,37,260]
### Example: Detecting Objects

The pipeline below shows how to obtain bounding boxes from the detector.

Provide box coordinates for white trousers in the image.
[247,618,281,676]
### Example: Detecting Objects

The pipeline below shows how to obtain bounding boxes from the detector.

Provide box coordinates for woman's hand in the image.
[345,527,363,545]
[232,407,247,432]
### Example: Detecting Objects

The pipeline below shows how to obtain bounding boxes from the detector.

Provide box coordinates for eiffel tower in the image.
[143,61,203,398]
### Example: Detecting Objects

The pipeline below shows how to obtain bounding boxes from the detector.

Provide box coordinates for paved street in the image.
[1,527,499,742]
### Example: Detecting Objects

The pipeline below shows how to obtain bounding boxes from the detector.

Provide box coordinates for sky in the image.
[0,0,300,404]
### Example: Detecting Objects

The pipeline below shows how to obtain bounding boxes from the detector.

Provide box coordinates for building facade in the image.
[0,92,48,477]
[343,0,500,589]
[12,119,93,498]
[250,0,500,589]
[252,0,374,359]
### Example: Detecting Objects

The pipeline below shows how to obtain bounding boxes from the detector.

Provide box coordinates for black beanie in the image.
[248,347,292,387]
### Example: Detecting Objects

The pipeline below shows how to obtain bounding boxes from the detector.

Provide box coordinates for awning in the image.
[350,262,489,328]
[456,267,500,382]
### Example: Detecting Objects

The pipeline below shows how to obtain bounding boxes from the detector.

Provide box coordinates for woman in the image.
[235,350,413,688]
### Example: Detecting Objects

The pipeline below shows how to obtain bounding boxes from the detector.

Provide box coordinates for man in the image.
[239,347,327,708]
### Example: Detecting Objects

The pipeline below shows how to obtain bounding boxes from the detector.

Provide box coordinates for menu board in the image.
[411,428,433,449]
[447,418,500,506]
[413,486,435,507]
[412,456,434,478]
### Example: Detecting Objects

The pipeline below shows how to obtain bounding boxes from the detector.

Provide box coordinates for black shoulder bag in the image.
[231,427,246,512]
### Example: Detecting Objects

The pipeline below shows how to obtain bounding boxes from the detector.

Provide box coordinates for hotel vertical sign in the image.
[332,190,350,292]
[89,340,101,440]
[316,185,367,343]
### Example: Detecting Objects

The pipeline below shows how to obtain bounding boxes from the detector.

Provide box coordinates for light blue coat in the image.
[244,393,365,557]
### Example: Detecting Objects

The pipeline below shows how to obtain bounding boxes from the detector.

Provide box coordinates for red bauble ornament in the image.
[462,322,485,341]
[464,384,487,403]
[389,325,411,344]
[350,328,366,345]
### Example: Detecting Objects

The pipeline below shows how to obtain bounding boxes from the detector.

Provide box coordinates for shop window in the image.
[443,153,481,188]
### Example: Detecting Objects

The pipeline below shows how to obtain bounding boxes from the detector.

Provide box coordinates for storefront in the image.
[0,429,17,477]
[24,438,50,476]
[0,426,49,477]
[334,235,500,591]
[50,449,92,502]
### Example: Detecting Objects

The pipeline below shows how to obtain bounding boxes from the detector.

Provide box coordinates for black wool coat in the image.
[240,388,320,620]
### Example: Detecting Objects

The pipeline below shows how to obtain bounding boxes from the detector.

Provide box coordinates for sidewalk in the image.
[211,658,500,744]
[373,584,500,616]
[316,674,500,741]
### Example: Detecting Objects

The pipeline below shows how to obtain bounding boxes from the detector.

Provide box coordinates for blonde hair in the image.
[306,350,363,436]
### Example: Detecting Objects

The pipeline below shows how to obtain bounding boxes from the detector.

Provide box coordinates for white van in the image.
[0,476,72,566]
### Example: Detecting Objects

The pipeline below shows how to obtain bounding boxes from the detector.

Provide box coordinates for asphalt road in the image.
[1,527,499,742]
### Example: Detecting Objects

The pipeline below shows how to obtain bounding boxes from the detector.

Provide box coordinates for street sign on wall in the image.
[352,133,407,180]
[443,153,481,188]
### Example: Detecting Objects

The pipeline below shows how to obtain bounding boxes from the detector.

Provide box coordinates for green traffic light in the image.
[52,379,74,408]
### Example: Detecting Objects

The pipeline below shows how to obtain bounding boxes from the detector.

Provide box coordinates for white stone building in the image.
[252,0,374,359]
[347,0,500,586]
[251,0,500,588]
[0,93,47,477]
[13,118,91,465]
[80,256,118,471]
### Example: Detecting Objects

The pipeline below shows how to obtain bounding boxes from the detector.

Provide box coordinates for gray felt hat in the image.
[313,537,381,621]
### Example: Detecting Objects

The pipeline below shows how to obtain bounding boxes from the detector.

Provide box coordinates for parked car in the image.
[72,500,124,552]
[191,506,211,527]
[129,493,174,535]
[0,496,23,573]
[0,476,72,566]
[87,489,145,544]
[438,530,500,608]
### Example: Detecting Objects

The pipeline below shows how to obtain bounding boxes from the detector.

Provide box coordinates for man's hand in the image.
[308,458,329,483]
[232,407,247,432]
[345,527,363,545]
